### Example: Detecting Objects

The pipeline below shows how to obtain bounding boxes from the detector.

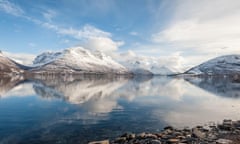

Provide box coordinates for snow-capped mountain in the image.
[119,56,175,75]
[31,47,130,74]
[185,55,240,75]
[0,51,25,75]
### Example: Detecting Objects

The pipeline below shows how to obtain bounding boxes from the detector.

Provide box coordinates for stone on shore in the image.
[89,119,240,144]
[88,140,109,144]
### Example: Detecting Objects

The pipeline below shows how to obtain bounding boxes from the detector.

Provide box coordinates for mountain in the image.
[120,59,175,75]
[151,66,175,75]
[185,55,240,75]
[0,51,25,75]
[31,47,131,74]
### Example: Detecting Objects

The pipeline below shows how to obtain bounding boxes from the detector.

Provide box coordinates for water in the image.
[0,75,240,144]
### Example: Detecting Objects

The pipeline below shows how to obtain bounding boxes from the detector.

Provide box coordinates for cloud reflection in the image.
[1,75,240,129]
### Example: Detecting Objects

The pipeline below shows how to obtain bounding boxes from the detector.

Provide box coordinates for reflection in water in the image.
[0,76,24,97]
[0,75,240,143]
[185,76,240,98]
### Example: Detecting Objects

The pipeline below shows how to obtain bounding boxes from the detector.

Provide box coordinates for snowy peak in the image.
[120,58,175,75]
[0,52,24,74]
[32,47,130,74]
[33,51,62,66]
[151,66,174,75]
[186,55,240,75]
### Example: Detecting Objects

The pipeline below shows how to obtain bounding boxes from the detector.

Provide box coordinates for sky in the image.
[1,0,240,70]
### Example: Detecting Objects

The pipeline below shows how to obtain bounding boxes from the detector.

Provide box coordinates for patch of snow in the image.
[186,55,240,75]
[32,47,130,74]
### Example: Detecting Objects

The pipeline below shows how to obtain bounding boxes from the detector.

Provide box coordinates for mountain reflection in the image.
[1,75,240,143]
[32,75,130,114]
[0,76,24,97]
[185,76,240,98]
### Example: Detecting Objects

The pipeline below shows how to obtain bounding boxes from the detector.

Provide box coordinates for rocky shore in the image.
[89,119,240,144]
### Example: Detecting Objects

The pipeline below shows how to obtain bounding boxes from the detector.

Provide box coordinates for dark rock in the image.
[150,139,161,144]
[164,126,174,130]
[114,137,126,143]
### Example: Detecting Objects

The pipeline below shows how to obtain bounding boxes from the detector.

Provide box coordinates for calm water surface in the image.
[0,75,240,144]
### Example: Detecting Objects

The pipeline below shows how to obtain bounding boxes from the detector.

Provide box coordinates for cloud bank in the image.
[151,0,240,67]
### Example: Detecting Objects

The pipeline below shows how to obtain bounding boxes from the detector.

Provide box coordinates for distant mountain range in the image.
[1,48,240,76]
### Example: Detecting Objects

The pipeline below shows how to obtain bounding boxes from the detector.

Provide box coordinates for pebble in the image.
[89,119,240,144]
[88,140,109,144]
[216,139,233,144]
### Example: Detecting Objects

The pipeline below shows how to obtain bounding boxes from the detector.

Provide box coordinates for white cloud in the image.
[40,20,124,53]
[83,37,124,53]
[129,31,138,36]
[54,24,112,39]
[0,0,24,16]
[42,9,56,22]
[2,83,35,98]
[60,39,70,44]
[28,42,36,47]
[152,0,240,59]
[3,51,36,66]
[42,23,124,52]
[0,0,123,53]
[114,49,185,73]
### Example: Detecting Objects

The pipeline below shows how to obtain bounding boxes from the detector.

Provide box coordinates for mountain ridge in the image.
[2,48,240,76]
[30,47,131,74]
[185,55,240,75]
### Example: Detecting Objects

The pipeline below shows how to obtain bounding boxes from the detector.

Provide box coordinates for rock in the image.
[91,119,240,144]
[150,139,161,144]
[216,139,233,144]
[88,140,109,144]
[164,126,174,130]
[120,133,135,140]
[219,120,233,131]
[137,132,146,139]
[192,128,206,138]
[167,138,179,143]
[114,137,126,143]
[223,119,232,125]
[145,133,158,139]
[128,133,136,139]
[163,129,173,134]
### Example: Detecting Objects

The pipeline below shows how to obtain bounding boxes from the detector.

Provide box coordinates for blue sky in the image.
[0,0,172,54]
[1,0,240,69]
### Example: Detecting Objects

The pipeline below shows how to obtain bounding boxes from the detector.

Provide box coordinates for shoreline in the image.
[89,119,240,144]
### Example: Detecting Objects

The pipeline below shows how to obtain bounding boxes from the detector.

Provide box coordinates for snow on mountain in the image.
[0,51,24,75]
[33,51,62,66]
[185,55,240,75]
[31,47,130,74]
[151,66,175,75]
[118,52,177,75]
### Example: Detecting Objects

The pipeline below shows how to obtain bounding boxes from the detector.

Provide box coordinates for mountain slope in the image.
[31,47,130,74]
[120,59,175,75]
[185,55,240,75]
[0,51,24,75]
